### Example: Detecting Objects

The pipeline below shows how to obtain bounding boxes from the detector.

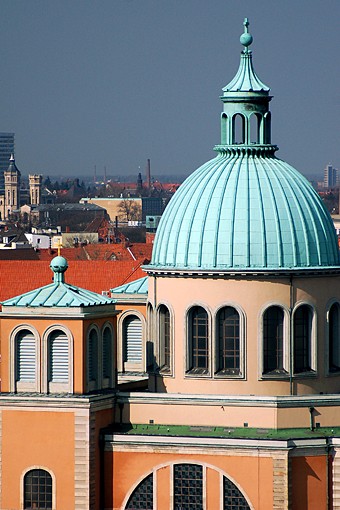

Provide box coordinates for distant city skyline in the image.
[0,0,339,178]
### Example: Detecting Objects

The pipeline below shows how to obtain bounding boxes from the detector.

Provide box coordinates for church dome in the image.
[150,20,339,272]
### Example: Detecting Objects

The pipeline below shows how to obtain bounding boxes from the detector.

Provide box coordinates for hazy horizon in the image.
[1,1,339,179]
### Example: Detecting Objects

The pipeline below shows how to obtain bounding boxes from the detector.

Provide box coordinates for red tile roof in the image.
[0,259,147,302]
[37,243,153,262]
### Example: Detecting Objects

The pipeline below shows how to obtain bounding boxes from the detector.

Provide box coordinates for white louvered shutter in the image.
[17,331,36,382]
[124,316,142,363]
[49,332,68,382]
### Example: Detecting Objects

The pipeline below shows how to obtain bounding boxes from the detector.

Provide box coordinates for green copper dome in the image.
[150,20,339,272]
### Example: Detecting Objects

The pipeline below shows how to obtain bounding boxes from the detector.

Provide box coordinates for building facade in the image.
[1,19,340,510]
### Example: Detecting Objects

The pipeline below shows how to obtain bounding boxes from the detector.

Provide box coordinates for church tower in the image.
[29,173,42,205]
[4,154,21,219]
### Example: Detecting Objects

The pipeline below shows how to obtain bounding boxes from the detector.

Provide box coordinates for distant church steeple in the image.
[4,154,21,220]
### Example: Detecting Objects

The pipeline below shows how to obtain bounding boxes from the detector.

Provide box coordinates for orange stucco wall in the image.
[0,315,116,394]
[148,274,340,396]
[291,455,328,510]
[94,407,115,510]
[1,409,75,510]
[106,450,273,510]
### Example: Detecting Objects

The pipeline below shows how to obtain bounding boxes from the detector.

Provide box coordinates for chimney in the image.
[146,159,151,189]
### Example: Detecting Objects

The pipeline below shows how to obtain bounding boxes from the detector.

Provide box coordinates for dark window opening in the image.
[24,469,52,510]
[174,463,203,510]
[159,305,171,372]
[294,305,312,373]
[125,473,153,510]
[329,303,340,372]
[223,475,250,509]
[263,306,286,375]
[217,307,240,375]
[188,307,209,374]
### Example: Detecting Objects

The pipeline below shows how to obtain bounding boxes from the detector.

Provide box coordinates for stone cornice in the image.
[117,391,340,408]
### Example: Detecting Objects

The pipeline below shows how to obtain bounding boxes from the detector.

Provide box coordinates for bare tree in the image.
[118,199,142,222]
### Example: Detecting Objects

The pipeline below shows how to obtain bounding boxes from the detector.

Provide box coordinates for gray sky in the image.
[0,0,339,179]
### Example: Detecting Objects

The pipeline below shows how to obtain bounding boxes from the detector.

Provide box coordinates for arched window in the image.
[217,307,240,375]
[221,113,228,144]
[16,329,36,390]
[102,326,112,384]
[24,469,52,509]
[294,305,313,373]
[232,114,245,144]
[249,113,261,144]
[123,315,142,364]
[174,464,203,509]
[88,328,98,388]
[263,306,285,374]
[223,476,250,509]
[188,306,209,374]
[125,473,153,510]
[329,303,340,372]
[159,305,171,372]
[48,330,69,389]
[146,303,154,371]
[264,111,271,144]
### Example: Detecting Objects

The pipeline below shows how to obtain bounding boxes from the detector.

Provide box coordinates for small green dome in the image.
[150,154,339,271]
[50,256,68,273]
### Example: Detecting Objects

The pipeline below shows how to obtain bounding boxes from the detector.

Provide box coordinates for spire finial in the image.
[50,255,68,284]
[57,238,63,256]
[240,17,253,51]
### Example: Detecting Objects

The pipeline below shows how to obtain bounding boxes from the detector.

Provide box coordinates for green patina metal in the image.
[110,276,148,295]
[150,19,339,272]
[2,256,115,308]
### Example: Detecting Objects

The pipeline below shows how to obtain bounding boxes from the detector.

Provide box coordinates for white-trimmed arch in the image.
[156,301,175,376]
[20,465,56,510]
[292,301,317,376]
[42,324,73,394]
[185,302,213,377]
[257,301,290,379]
[117,309,147,373]
[214,302,247,379]
[10,324,40,393]
[120,460,254,510]
[325,298,340,376]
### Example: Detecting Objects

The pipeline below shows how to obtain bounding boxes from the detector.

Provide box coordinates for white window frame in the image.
[325,299,340,376]
[20,465,56,510]
[42,325,73,394]
[214,303,246,379]
[185,303,212,378]
[117,310,146,373]
[292,302,317,377]
[10,325,40,393]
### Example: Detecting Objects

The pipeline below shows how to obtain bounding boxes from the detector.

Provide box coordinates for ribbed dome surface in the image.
[151,153,339,270]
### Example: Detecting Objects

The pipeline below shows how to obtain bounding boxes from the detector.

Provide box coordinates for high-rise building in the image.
[324,163,338,188]
[0,132,15,189]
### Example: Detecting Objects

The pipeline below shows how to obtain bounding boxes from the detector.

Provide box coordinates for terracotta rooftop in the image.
[37,243,153,262]
[0,259,147,302]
